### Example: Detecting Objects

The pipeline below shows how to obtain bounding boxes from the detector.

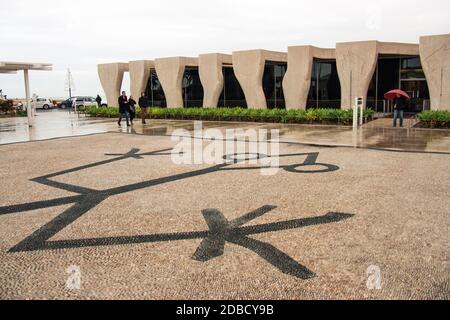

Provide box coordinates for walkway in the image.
[1,109,449,153]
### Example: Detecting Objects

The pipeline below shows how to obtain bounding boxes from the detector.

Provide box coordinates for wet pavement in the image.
[1,132,449,299]
[0,110,117,144]
[1,109,450,153]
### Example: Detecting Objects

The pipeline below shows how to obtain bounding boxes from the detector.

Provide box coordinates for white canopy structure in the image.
[0,61,52,127]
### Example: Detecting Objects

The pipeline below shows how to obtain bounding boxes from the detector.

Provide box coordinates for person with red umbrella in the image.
[384,89,410,128]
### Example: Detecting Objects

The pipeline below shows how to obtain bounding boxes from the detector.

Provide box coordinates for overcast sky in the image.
[1,0,449,100]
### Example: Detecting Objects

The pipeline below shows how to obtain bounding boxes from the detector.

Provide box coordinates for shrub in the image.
[417,110,450,128]
[16,110,28,117]
[85,106,376,125]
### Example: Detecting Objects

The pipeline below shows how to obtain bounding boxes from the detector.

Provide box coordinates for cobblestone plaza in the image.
[1,129,448,299]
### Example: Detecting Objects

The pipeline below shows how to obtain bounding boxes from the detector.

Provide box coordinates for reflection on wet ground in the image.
[1,109,449,153]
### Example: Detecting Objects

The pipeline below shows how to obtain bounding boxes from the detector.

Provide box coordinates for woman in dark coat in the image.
[128,96,137,125]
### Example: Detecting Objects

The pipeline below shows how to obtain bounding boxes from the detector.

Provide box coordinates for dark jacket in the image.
[96,95,102,104]
[118,95,128,113]
[128,98,137,112]
[394,97,407,111]
[139,96,149,108]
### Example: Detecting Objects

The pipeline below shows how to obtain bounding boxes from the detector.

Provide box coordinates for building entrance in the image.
[367,56,430,113]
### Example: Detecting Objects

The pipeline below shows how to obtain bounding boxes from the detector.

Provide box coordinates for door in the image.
[400,80,430,113]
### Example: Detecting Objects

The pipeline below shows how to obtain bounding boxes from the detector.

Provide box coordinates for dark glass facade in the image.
[218,66,247,108]
[263,61,287,109]
[182,67,204,107]
[145,70,167,107]
[307,59,341,109]
[143,57,429,112]
[367,56,430,113]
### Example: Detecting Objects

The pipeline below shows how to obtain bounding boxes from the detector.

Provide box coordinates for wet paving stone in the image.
[1,109,450,154]
[0,126,449,299]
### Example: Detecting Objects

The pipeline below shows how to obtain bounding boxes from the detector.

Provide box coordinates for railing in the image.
[367,99,432,115]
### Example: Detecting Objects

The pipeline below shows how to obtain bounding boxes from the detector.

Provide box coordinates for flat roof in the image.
[0,61,53,73]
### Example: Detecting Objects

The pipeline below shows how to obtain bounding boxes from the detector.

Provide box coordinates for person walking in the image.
[128,96,137,125]
[118,91,130,127]
[138,92,149,124]
[393,94,406,127]
[96,95,102,108]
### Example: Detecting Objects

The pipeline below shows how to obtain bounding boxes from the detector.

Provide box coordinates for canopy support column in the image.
[23,69,33,127]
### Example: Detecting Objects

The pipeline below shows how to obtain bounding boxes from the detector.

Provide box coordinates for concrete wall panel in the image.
[420,34,450,111]
[199,53,232,108]
[377,42,419,55]
[98,63,129,107]
[283,46,335,110]
[336,41,378,110]
[129,60,154,102]
[154,57,198,108]
[232,50,266,109]
[232,50,287,109]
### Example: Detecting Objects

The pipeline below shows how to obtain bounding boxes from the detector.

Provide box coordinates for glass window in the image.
[401,70,426,79]
[401,57,422,70]
[263,61,287,109]
[263,64,275,105]
[378,58,400,99]
[182,67,204,108]
[145,70,167,108]
[307,60,341,109]
[400,57,425,80]
[275,64,287,101]
[219,66,247,108]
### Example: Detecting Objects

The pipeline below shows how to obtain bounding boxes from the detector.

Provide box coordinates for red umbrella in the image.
[384,89,410,100]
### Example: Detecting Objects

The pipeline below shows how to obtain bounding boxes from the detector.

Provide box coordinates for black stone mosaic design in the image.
[192,206,352,279]
[223,152,339,173]
[1,147,350,279]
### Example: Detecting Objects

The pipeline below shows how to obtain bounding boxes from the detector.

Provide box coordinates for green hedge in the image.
[84,106,375,125]
[15,110,28,117]
[417,110,450,128]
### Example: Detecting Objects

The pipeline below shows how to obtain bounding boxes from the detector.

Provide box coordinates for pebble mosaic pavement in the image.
[0,132,449,299]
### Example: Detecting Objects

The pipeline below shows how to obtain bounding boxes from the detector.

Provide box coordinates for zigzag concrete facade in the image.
[98,34,450,111]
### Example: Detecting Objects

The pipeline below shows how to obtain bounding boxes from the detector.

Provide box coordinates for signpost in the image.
[65,69,76,114]
[353,97,364,130]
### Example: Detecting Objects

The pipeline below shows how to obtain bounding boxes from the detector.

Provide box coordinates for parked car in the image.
[58,98,72,109]
[33,98,54,110]
[59,96,99,109]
